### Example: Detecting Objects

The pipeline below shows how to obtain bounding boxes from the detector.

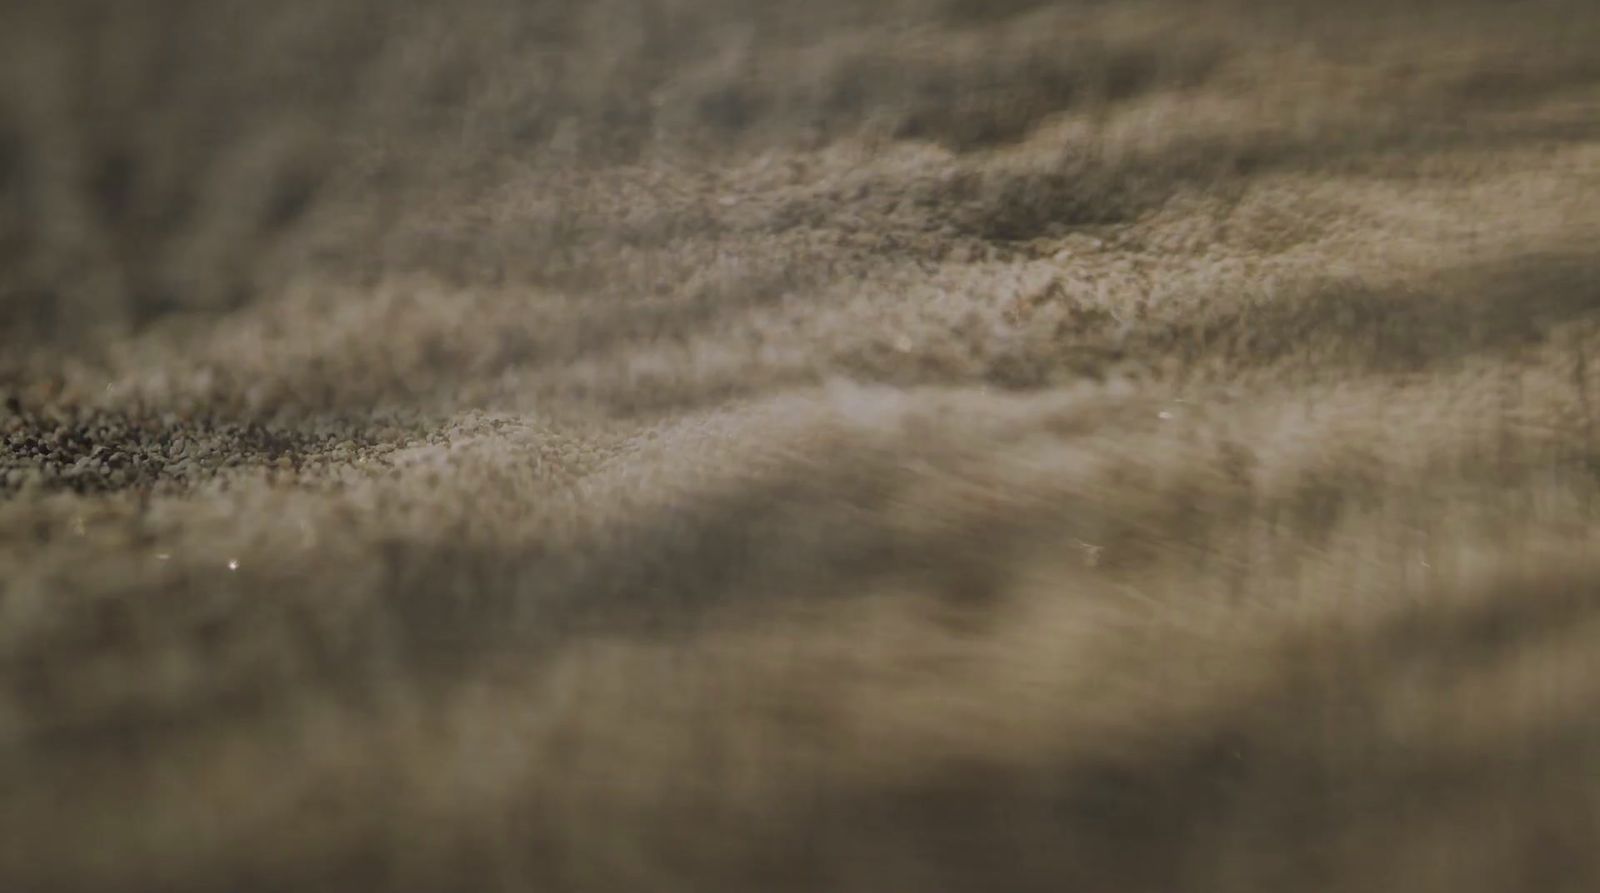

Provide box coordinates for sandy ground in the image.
[4,1,1600,890]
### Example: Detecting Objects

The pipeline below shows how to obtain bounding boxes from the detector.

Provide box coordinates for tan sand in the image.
[3,1,1600,889]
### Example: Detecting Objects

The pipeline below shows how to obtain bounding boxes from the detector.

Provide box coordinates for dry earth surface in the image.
[4,1,1600,890]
